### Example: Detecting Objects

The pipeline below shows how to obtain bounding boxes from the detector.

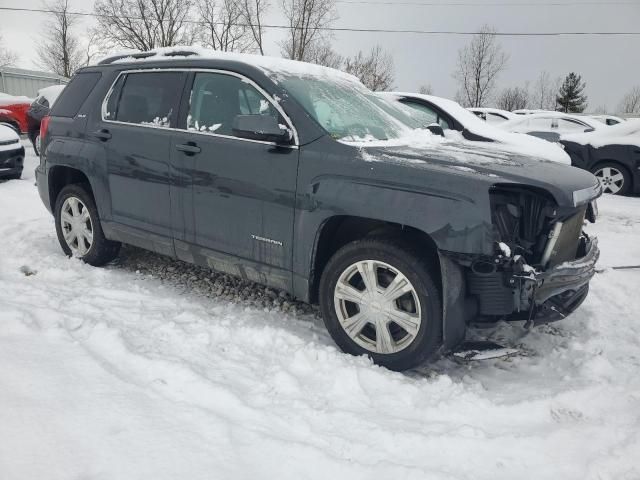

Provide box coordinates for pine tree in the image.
[556,73,588,113]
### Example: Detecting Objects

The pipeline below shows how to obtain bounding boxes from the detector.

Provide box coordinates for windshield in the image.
[276,75,411,142]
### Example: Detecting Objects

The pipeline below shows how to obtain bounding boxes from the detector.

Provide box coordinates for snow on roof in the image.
[499,111,603,131]
[589,115,625,124]
[0,94,33,106]
[381,92,570,164]
[37,84,66,106]
[98,46,362,84]
[468,107,515,119]
[561,118,640,148]
[512,109,551,115]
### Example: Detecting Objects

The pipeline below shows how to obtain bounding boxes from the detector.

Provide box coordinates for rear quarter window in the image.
[50,72,101,118]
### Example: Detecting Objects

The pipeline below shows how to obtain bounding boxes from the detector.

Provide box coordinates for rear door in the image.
[99,70,186,249]
[170,70,298,289]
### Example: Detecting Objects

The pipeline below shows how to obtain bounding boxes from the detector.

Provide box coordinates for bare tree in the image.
[343,45,394,91]
[36,0,84,77]
[533,71,556,110]
[0,29,17,68]
[198,0,253,52]
[618,86,640,114]
[418,84,433,95]
[279,0,338,61]
[453,25,508,107]
[93,0,196,51]
[240,0,269,55]
[496,85,529,111]
[306,41,343,68]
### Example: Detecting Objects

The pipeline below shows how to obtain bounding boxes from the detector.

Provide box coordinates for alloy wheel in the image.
[594,166,625,194]
[333,260,422,354]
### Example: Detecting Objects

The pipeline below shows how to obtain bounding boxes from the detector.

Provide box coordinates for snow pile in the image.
[381,92,571,164]
[1,149,640,479]
[561,118,640,148]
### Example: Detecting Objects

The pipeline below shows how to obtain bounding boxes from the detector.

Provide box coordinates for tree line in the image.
[0,1,639,115]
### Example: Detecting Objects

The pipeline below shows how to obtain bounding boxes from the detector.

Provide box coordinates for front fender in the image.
[292,137,495,300]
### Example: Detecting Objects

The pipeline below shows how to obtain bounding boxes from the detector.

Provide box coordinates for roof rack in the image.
[97,48,199,65]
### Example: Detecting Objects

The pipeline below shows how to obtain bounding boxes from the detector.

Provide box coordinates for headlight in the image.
[572,183,601,207]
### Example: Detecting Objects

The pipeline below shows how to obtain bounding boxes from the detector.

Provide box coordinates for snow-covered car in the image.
[588,114,624,126]
[378,92,571,164]
[498,112,603,142]
[560,119,640,195]
[27,84,66,155]
[0,123,25,180]
[468,107,515,124]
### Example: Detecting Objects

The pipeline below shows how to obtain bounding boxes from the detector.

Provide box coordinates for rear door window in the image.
[107,71,184,127]
[50,72,101,118]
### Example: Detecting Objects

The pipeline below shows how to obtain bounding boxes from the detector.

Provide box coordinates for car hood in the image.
[359,142,600,207]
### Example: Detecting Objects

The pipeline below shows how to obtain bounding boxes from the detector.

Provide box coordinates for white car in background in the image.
[468,107,515,124]
[0,123,25,180]
[377,92,571,164]
[589,114,624,126]
[497,111,603,142]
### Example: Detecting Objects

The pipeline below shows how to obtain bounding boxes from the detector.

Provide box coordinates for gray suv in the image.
[36,49,601,371]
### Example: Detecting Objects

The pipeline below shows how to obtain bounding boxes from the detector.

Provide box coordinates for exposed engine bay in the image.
[462,186,600,325]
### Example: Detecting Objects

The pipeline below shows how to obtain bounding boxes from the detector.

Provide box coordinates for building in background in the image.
[0,67,68,98]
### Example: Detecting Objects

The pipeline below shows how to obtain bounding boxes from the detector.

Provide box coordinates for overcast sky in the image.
[1,0,639,112]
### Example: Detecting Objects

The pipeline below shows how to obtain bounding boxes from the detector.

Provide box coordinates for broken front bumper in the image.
[530,236,599,324]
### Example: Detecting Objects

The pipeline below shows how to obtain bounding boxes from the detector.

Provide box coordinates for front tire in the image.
[319,237,442,371]
[54,184,121,266]
[592,162,631,195]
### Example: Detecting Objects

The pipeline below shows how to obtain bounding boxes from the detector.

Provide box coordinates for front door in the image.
[171,71,298,289]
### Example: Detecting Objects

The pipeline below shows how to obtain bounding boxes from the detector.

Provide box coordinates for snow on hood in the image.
[379,92,571,165]
[561,119,640,148]
[37,84,66,106]
[0,124,21,151]
[100,46,361,84]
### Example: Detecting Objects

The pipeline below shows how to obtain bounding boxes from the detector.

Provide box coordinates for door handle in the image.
[176,142,201,155]
[93,128,111,142]
[93,129,111,141]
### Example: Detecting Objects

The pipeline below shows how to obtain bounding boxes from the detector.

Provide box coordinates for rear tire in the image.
[319,236,442,371]
[591,162,631,195]
[54,184,121,266]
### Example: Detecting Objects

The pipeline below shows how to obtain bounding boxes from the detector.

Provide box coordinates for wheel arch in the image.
[307,215,442,305]
[48,165,95,210]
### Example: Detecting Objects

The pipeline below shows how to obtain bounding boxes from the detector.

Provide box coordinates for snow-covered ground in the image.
[1,147,639,479]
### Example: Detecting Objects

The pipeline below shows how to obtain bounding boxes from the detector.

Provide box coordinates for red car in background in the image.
[0,93,32,134]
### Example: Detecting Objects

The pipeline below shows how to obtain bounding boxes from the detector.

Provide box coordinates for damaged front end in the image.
[458,185,600,326]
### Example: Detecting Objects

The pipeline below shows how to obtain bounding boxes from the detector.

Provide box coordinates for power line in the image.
[1,6,639,36]
[335,0,637,5]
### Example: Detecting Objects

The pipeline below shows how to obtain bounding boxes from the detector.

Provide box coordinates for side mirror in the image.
[426,123,445,137]
[232,115,291,144]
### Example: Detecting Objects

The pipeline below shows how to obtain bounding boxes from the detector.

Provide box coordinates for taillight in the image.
[40,115,50,143]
